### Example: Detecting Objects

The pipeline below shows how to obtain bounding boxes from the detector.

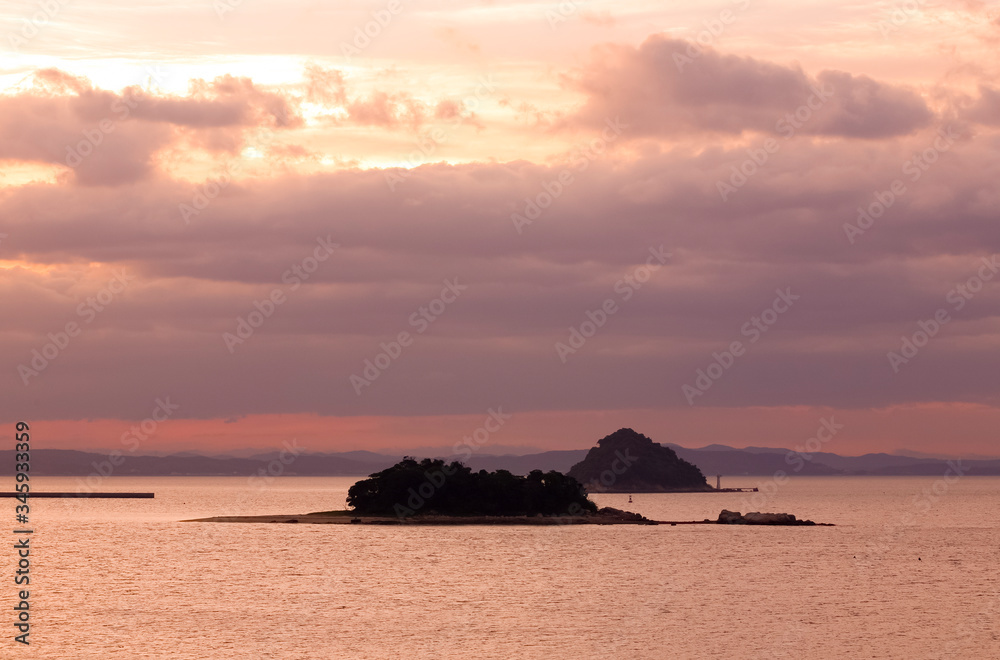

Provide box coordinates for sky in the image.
[1,0,999,457]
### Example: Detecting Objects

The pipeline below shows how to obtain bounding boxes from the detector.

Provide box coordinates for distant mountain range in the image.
[3,444,999,478]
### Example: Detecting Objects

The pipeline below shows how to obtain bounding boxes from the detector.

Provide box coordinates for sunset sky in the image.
[2,0,999,456]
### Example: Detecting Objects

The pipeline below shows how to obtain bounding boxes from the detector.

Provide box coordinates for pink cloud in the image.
[567,36,933,139]
[346,91,428,130]
[0,70,302,185]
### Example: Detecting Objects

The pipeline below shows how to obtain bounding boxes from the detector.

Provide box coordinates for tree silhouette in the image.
[347,457,598,517]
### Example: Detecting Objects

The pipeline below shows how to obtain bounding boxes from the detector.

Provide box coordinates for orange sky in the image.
[2,1,999,456]
[25,403,1000,457]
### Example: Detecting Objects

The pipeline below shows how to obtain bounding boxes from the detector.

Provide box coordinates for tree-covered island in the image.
[347,457,599,518]
[184,438,830,526]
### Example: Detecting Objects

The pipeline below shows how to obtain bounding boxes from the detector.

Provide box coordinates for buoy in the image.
[628,494,633,503]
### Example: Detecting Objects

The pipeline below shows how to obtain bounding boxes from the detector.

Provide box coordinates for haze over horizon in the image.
[43,441,1000,463]
[3,0,999,457]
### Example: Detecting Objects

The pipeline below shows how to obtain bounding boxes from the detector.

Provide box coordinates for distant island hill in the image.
[567,428,755,493]
[4,428,1000,479]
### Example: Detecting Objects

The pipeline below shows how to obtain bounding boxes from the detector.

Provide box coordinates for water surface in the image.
[9,476,999,658]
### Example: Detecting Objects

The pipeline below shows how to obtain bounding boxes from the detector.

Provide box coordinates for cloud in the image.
[0,70,302,185]
[303,63,347,106]
[132,75,302,129]
[567,35,934,139]
[0,65,494,185]
[961,84,1000,125]
[1,123,997,419]
[0,86,172,185]
[346,91,429,130]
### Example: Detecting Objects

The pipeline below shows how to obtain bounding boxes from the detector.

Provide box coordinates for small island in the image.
[346,457,597,518]
[185,457,658,525]
[568,428,713,492]
[183,455,832,526]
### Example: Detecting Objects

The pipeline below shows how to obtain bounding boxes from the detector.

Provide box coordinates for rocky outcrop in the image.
[716,509,817,525]
[568,428,711,492]
[594,507,651,523]
[718,509,743,524]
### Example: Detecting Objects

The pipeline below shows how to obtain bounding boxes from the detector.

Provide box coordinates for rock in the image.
[743,512,797,525]
[716,510,818,525]
[568,428,712,493]
[717,509,744,524]
[596,507,649,522]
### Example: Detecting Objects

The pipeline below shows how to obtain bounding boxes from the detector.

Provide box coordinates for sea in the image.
[6,475,998,659]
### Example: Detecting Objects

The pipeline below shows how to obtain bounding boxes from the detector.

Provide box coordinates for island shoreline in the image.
[181,511,834,526]
[181,512,659,525]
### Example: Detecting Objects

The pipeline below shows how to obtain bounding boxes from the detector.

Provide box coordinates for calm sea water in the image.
[5,475,998,659]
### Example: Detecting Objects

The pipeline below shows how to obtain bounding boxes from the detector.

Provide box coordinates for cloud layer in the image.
[2,13,999,453]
